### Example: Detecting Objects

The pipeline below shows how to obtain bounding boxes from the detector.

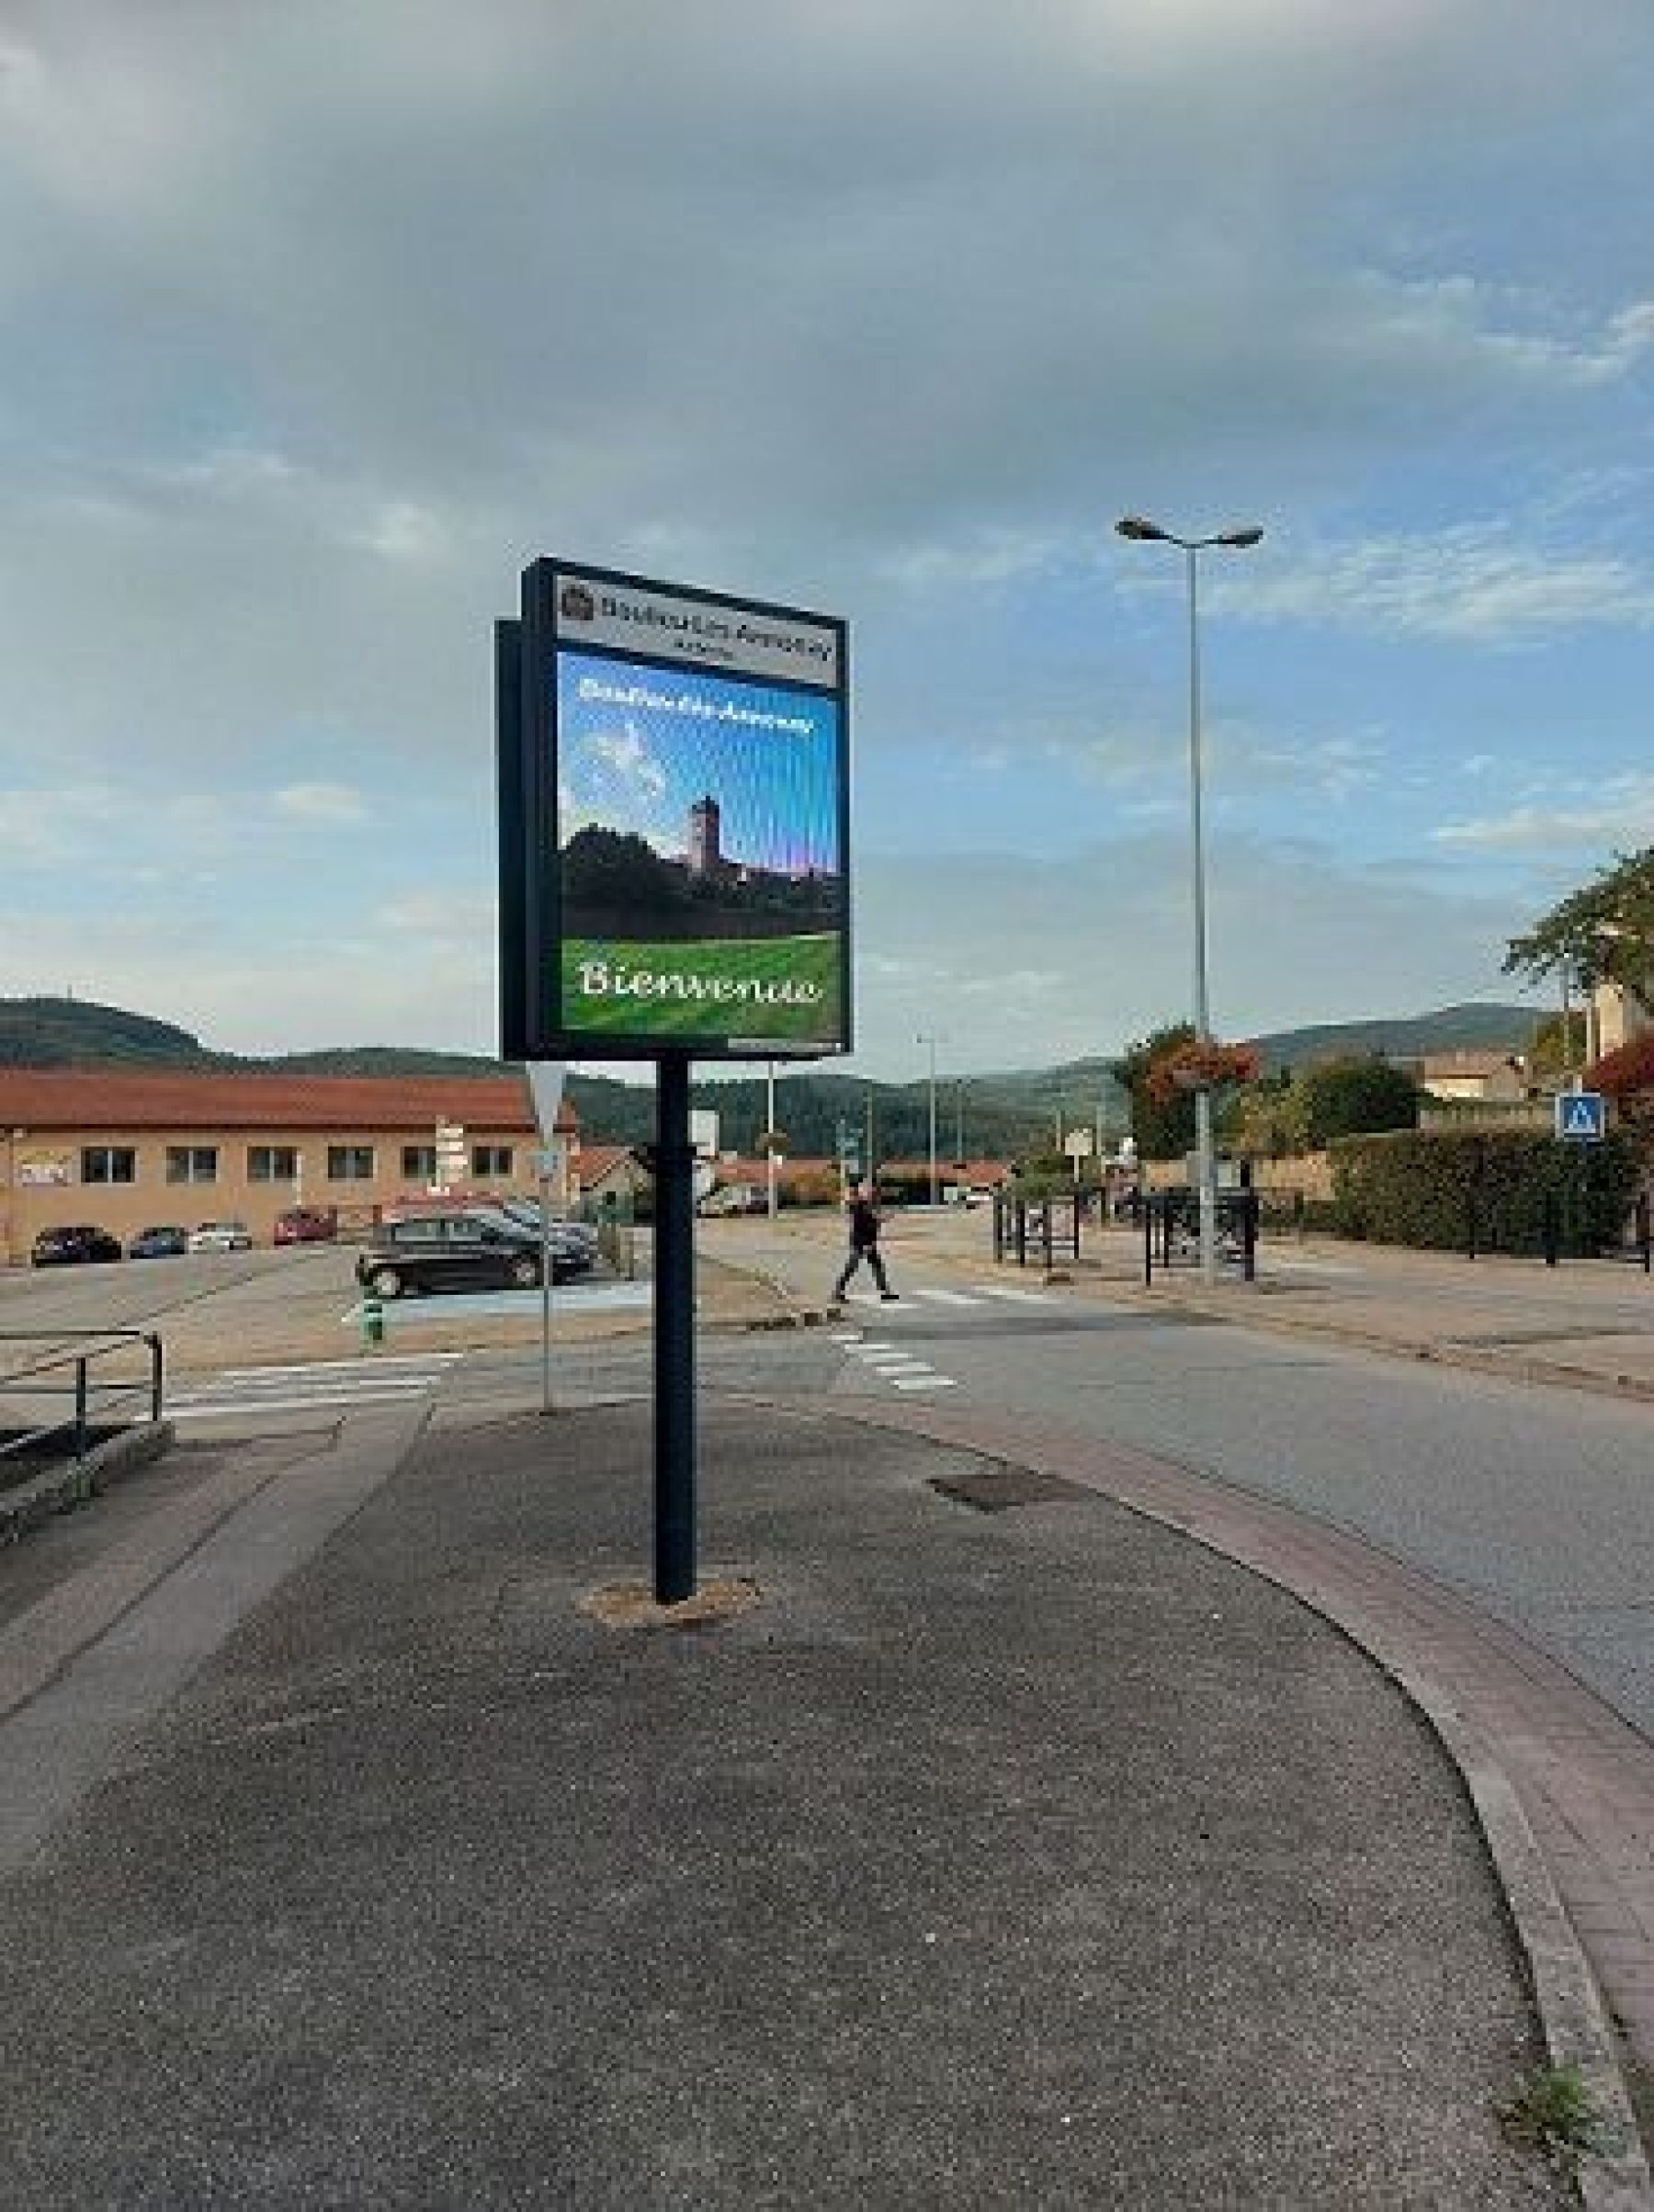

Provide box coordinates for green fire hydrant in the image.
[360,1291,385,1348]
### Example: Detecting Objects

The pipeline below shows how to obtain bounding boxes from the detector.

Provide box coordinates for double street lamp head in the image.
[1116,515,1263,551]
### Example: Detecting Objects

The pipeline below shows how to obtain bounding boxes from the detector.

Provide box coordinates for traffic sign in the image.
[1555,1091,1606,1142]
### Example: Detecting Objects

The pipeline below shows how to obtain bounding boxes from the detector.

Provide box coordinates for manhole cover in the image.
[929,1464,1090,1513]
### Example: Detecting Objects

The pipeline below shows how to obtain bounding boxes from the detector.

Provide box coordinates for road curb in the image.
[0,1420,175,1548]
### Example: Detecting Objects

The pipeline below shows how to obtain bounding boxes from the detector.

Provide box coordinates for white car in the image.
[187,1219,253,1253]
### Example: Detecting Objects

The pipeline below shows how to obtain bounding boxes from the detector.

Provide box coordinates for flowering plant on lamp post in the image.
[1144,1038,1261,1106]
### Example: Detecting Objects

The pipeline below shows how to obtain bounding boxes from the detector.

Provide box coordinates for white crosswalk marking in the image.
[899,1287,982,1307]
[969,1283,1054,1304]
[838,1336,958,1394]
[167,1352,463,1422]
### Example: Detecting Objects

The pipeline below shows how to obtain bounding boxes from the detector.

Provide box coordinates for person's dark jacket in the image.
[848,1198,880,1251]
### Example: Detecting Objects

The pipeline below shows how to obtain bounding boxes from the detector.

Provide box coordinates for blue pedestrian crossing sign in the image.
[1555,1090,1606,1142]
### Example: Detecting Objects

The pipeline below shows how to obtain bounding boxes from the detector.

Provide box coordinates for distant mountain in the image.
[1240,1002,1540,1075]
[0,996,212,1069]
[0,994,1546,1158]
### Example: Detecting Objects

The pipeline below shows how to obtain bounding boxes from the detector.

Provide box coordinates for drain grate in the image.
[929,1463,1091,1514]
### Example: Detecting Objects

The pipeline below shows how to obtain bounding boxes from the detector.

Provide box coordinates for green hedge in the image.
[1328,1127,1642,1253]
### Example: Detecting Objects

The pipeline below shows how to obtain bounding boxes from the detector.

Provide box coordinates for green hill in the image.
[0,996,212,1069]
[0,993,1546,1160]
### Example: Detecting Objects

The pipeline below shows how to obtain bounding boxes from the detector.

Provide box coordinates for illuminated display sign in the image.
[500,561,851,1061]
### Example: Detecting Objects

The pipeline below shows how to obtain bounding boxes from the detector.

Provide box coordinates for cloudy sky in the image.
[3,1,1651,1083]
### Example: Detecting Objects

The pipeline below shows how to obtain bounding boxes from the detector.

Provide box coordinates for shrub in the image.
[1329,1127,1641,1253]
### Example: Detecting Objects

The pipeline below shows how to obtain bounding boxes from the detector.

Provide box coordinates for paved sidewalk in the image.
[980,1225,1654,1402]
[0,1396,1607,2207]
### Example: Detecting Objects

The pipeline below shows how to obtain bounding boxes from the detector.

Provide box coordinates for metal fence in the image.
[1140,1190,1259,1284]
[0,1328,164,1471]
[993,1194,1086,1270]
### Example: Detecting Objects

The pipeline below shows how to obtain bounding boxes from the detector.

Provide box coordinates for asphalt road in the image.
[693,1214,1654,1744]
[14,1213,1654,1741]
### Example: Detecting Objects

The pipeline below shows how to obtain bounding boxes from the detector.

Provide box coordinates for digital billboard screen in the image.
[502,561,851,1061]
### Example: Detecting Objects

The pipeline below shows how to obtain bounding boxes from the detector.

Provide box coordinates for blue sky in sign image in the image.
[2,4,1653,1078]
[556,654,841,879]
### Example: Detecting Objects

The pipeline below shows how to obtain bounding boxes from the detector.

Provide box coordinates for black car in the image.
[31,1223,123,1266]
[128,1224,189,1259]
[355,1209,583,1299]
[494,1199,599,1272]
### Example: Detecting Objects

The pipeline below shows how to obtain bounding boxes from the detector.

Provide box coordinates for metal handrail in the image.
[0,1328,165,1466]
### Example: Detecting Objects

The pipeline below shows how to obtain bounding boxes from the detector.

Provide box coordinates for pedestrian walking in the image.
[832,1181,898,1303]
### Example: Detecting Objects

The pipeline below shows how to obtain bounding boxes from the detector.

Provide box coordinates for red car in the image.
[274,1207,338,1246]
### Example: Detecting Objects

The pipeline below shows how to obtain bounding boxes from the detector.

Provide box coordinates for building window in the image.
[471,1144,513,1178]
[165,1146,218,1185]
[327,1145,375,1182]
[402,1145,436,1181]
[81,1147,137,1185]
[248,1146,300,1182]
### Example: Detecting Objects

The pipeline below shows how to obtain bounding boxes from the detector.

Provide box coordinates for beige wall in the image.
[1,1121,573,1264]
[1595,981,1654,1059]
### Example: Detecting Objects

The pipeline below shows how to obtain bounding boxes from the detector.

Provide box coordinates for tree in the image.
[561,825,688,916]
[1295,1055,1419,1147]
[1232,1071,1308,1160]
[1112,1024,1196,1161]
[1525,1011,1588,1080]
[1590,1032,1654,1108]
[1504,846,1654,999]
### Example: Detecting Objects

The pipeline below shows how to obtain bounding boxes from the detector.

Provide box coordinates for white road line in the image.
[168,1375,439,1402]
[169,1386,437,1420]
[901,1287,983,1307]
[216,1355,466,1380]
[860,1357,933,1373]
[889,1375,959,1390]
[971,1284,1054,1303]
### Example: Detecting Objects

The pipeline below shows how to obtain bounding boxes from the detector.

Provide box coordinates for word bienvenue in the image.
[575,959,823,1007]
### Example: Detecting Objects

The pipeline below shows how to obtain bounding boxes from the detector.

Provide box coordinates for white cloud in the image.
[1433,777,1654,853]
[1234,526,1654,644]
[589,725,667,803]
[274,782,368,825]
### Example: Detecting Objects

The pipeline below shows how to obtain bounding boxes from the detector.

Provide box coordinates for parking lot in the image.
[0,1240,650,1378]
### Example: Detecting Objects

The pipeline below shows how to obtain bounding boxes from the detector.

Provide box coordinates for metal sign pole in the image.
[539,1165,554,1412]
[654,1051,697,1603]
[525,1063,567,1419]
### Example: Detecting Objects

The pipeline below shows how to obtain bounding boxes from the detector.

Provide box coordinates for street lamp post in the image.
[765,1060,778,1218]
[917,1033,943,1208]
[1116,513,1263,1286]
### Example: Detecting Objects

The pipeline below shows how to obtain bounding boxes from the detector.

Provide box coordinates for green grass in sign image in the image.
[560,934,843,1042]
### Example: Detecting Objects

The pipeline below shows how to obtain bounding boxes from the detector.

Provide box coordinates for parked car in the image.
[187,1220,253,1253]
[698,1185,766,1216]
[493,1199,599,1270]
[31,1223,123,1266]
[128,1223,189,1259]
[355,1208,583,1299]
[274,1207,338,1246]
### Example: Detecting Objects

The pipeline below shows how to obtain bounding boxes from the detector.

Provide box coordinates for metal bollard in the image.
[359,1292,385,1348]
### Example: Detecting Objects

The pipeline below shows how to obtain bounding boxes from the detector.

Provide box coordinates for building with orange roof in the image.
[0,1069,581,1263]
